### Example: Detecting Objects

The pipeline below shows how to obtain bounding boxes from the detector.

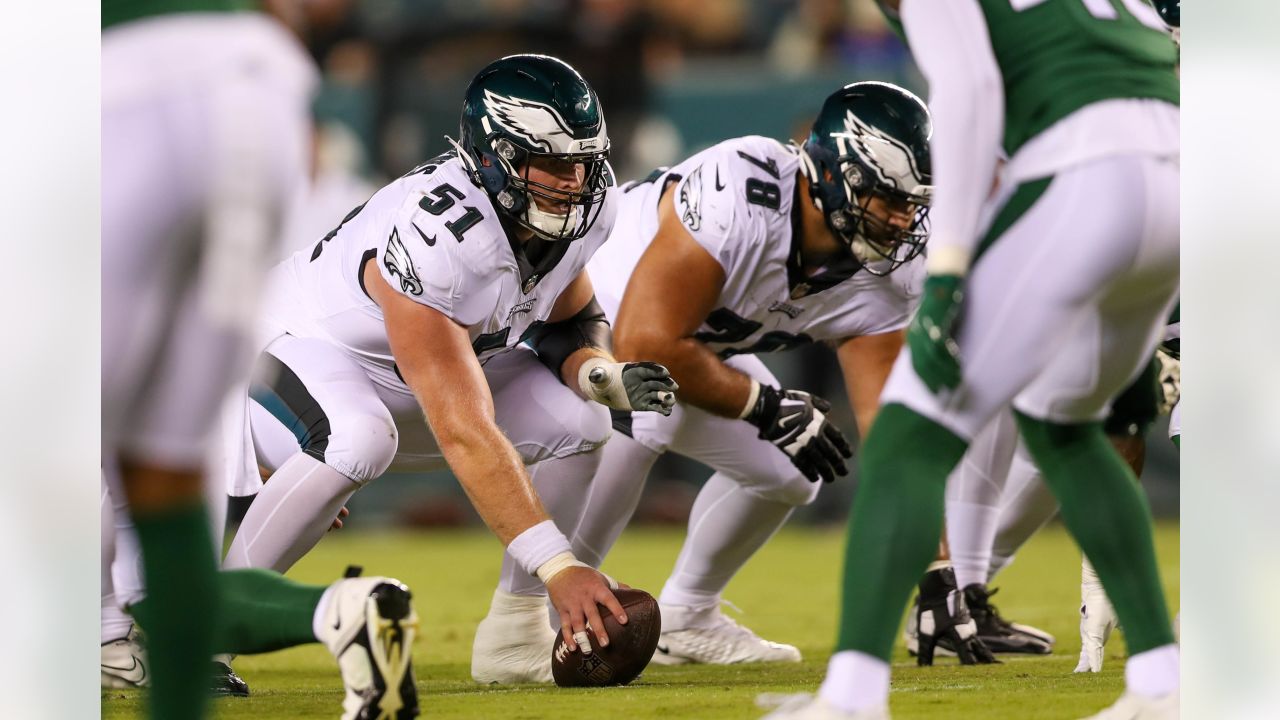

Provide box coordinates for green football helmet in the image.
[453,54,611,242]
[799,81,932,276]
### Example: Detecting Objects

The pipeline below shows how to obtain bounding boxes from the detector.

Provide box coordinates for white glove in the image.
[578,357,677,414]
[1074,556,1117,673]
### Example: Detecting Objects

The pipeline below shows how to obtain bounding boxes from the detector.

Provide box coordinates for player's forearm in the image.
[902,0,1004,276]
[616,334,753,418]
[432,418,550,546]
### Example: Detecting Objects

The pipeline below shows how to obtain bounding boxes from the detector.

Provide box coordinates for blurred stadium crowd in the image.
[256,0,1176,531]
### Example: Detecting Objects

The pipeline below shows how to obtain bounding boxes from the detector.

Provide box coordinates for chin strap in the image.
[525,201,580,239]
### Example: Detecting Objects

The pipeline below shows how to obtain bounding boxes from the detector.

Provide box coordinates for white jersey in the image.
[261,152,617,391]
[590,136,922,358]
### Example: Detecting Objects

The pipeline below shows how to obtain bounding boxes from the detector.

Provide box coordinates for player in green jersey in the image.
[762,1,1179,718]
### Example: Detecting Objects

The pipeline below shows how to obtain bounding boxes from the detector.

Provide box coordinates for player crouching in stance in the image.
[531,81,929,670]
[217,54,676,687]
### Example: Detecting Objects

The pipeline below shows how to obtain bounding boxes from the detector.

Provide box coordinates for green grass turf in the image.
[101,521,1178,719]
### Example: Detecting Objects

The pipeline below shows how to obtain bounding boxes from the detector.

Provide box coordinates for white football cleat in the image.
[1075,570,1118,673]
[471,590,555,684]
[757,693,889,719]
[315,575,419,720]
[650,603,801,665]
[101,625,149,689]
[1080,692,1178,719]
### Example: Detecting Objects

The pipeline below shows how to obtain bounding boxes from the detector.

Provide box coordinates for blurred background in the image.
[255,0,1179,533]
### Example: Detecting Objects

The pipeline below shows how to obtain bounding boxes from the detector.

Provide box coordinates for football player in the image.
[764,0,1180,718]
[104,2,421,718]
[215,54,677,687]
[523,81,931,671]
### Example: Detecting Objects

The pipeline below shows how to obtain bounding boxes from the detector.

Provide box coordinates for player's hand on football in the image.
[745,384,852,483]
[585,360,678,415]
[908,274,964,393]
[545,566,629,653]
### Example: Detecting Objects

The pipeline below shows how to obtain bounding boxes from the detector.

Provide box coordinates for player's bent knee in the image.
[328,412,399,485]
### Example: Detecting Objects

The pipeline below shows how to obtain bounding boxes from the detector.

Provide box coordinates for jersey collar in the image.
[785,181,864,299]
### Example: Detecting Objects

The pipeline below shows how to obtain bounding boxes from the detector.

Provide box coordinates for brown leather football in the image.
[551,588,662,687]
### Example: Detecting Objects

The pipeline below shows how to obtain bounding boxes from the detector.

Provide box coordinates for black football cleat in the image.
[912,567,998,666]
[210,657,250,697]
[962,584,1054,655]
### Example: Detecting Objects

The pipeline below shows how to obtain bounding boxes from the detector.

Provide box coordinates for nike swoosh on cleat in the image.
[411,222,436,246]
[714,167,726,191]
[102,655,147,684]
[333,595,343,631]
[656,644,670,654]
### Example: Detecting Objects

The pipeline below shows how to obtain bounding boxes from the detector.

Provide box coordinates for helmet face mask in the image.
[455,55,612,242]
[800,81,933,276]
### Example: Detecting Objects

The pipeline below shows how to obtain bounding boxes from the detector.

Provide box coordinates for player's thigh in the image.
[1014,156,1179,423]
[665,355,817,505]
[882,154,1169,441]
[249,334,399,483]
[102,20,311,464]
[488,348,612,463]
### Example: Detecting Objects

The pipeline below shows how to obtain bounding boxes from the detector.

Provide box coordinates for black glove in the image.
[743,384,852,483]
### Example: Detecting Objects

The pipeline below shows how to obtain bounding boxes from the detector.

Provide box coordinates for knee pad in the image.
[326,412,399,486]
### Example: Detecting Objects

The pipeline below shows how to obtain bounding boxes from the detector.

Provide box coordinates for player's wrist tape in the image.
[737,380,762,420]
[578,356,629,408]
[925,246,971,277]
[536,551,590,585]
[508,520,574,578]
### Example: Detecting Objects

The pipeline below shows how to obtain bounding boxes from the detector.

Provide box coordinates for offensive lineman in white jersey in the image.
[474,82,933,675]
[218,54,677,678]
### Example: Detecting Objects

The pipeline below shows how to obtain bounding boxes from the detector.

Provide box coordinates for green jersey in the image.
[102,0,254,30]
[978,0,1178,155]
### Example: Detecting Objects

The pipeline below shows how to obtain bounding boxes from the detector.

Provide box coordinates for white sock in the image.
[988,442,1060,582]
[658,473,794,615]
[498,448,605,597]
[311,582,339,642]
[101,595,134,645]
[224,452,358,573]
[1126,644,1180,698]
[945,412,1017,589]
[819,650,890,713]
[100,477,131,644]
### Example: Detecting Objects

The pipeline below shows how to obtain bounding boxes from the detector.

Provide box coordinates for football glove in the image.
[744,384,852,483]
[907,274,964,393]
[580,359,678,415]
[1074,557,1117,673]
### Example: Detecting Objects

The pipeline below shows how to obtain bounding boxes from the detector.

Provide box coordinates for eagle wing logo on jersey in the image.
[384,228,423,296]
[837,110,927,193]
[680,165,704,231]
[483,89,578,154]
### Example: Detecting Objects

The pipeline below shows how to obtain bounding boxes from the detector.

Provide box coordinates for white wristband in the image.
[925,245,971,277]
[536,551,590,584]
[507,519,573,577]
[737,380,761,420]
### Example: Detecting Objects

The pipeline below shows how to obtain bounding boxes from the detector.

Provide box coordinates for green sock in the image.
[1015,412,1175,654]
[214,569,326,654]
[836,404,969,659]
[1171,435,1180,449]
[129,503,218,720]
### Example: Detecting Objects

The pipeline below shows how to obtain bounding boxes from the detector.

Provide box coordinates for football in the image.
[551,588,662,687]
